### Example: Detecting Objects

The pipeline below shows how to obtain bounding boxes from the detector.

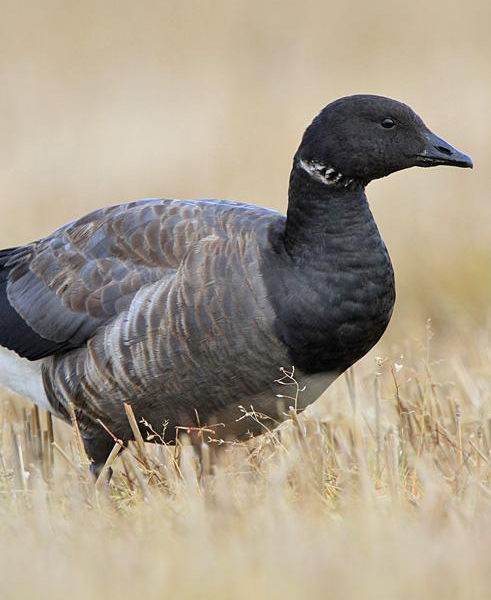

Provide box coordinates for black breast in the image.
[261,186,396,375]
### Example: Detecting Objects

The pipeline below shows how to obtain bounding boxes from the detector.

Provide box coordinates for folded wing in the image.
[0,198,262,360]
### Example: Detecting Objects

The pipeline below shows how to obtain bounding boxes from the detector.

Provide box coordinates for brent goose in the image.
[0,95,472,474]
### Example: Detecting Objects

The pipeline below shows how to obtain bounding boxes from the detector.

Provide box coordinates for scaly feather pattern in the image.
[0,94,472,471]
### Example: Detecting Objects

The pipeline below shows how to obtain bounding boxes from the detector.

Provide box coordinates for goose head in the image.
[295,94,473,186]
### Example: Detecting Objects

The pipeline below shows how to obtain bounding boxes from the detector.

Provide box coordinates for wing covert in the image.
[0,198,280,360]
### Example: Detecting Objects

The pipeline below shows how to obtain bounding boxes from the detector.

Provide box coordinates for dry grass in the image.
[1,321,491,599]
[1,0,490,598]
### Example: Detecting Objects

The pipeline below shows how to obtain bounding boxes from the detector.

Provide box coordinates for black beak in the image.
[417,130,473,169]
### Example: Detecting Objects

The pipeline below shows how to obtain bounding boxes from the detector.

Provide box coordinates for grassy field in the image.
[0,1,490,598]
[1,325,491,599]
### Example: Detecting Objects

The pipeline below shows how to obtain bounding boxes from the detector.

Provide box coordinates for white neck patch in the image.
[299,159,355,188]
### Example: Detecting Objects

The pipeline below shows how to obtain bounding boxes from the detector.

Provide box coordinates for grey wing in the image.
[0,197,278,360]
[43,226,287,431]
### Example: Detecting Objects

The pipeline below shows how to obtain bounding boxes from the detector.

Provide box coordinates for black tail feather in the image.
[0,247,74,360]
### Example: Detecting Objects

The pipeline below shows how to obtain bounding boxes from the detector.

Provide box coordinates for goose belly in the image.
[205,369,338,440]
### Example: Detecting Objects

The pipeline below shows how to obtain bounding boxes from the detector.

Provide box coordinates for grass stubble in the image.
[1,1,490,597]
[0,321,490,599]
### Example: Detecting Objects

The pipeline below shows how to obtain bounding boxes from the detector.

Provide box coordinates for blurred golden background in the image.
[1,0,489,350]
[0,4,489,599]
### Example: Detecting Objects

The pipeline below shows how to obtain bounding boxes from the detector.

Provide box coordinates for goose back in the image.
[0,94,472,470]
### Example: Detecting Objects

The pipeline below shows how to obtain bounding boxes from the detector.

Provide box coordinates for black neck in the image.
[265,159,395,374]
[283,160,369,258]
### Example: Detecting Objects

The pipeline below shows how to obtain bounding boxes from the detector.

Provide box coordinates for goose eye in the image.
[381,118,395,129]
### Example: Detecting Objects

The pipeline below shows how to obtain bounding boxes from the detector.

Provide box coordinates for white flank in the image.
[0,345,53,413]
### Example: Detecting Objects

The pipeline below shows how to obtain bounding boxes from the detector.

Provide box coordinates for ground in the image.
[0,316,490,599]
[1,1,489,597]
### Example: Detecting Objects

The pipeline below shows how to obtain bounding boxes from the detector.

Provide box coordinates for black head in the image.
[296,95,472,184]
